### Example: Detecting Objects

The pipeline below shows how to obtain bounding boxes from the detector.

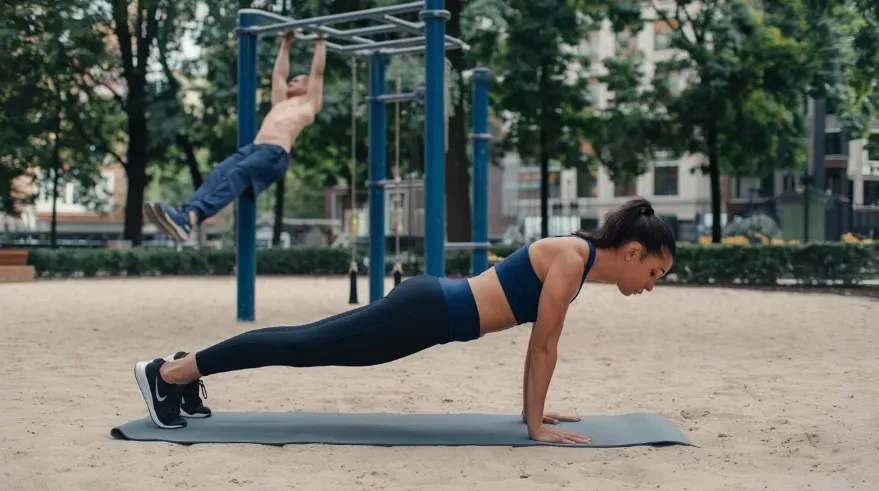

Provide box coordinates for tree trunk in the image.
[540,130,549,239]
[706,119,722,243]
[51,98,61,249]
[123,87,149,245]
[539,66,549,239]
[443,0,471,243]
[176,133,203,189]
[273,165,287,247]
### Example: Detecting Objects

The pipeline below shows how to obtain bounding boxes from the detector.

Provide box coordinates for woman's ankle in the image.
[160,358,196,385]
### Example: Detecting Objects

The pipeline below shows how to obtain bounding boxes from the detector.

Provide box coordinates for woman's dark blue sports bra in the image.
[493,234,596,325]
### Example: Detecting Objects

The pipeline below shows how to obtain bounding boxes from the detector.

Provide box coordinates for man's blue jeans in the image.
[181,143,289,222]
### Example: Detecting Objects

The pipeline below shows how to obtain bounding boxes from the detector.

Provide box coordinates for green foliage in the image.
[0,0,120,214]
[497,0,592,168]
[666,243,878,286]
[582,0,816,243]
[24,243,878,288]
[723,214,784,239]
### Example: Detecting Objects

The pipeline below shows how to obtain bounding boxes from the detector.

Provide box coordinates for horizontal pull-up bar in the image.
[339,35,427,52]
[369,88,425,104]
[236,4,470,57]
[377,14,423,35]
[360,41,463,58]
[445,242,492,250]
[239,2,424,36]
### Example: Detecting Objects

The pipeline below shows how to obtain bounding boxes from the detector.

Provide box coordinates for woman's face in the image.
[616,244,673,296]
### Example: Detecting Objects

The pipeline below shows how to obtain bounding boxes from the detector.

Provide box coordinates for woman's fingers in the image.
[544,412,582,423]
[553,428,591,444]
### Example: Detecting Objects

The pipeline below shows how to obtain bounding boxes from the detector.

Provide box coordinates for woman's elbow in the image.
[528,343,557,360]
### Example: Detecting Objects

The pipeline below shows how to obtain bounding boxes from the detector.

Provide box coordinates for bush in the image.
[666,242,878,286]
[24,242,878,286]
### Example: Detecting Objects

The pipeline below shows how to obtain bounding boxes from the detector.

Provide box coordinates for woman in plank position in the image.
[144,30,324,242]
[134,197,676,444]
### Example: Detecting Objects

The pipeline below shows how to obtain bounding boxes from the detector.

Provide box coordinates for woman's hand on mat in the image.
[521,411,582,425]
[541,412,581,425]
[530,425,591,445]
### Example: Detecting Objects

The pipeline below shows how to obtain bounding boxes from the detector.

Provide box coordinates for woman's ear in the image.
[624,242,642,262]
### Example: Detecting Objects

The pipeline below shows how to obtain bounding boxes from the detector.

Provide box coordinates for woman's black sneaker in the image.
[167,351,212,418]
[133,358,187,429]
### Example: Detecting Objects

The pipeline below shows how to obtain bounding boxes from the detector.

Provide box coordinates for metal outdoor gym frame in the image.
[234,1,492,321]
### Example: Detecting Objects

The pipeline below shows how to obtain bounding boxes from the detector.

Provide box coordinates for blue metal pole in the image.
[421,0,449,277]
[236,13,259,322]
[368,52,388,303]
[471,67,492,276]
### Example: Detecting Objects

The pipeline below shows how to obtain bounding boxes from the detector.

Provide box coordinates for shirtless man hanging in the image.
[145,31,326,242]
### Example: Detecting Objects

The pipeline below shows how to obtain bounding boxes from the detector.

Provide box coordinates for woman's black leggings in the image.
[194,275,475,376]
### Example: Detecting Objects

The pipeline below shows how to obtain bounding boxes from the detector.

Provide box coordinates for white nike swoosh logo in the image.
[155,377,167,402]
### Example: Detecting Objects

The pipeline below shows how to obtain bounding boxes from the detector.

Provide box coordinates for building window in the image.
[665,71,685,94]
[577,168,598,197]
[865,181,879,205]
[733,175,774,200]
[585,78,599,106]
[654,21,674,51]
[653,165,678,196]
[865,133,879,157]
[614,28,638,57]
[783,173,798,192]
[824,131,845,156]
[578,31,600,63]
[614,178,636,197]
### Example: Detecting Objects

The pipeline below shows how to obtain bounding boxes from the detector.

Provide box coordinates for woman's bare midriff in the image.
[467,268,519,337]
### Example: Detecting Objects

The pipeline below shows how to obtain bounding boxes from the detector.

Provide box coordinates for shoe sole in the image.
[181,408,211,418]
[143,203,182,242]
[145,203,188,243]
[134,361,185,429]
[154,203,192,243]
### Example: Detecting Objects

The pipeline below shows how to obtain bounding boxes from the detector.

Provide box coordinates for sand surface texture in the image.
[1,276,877,491]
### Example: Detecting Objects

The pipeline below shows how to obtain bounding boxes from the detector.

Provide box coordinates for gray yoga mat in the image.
[110,411,692,448]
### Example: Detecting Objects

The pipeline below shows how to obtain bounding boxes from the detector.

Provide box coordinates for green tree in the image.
[0,2,120,231]
[498,0,593,238]
[96,0,198,245]
[592,1,814,243]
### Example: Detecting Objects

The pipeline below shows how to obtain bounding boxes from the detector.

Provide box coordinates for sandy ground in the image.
[1,276,877,491]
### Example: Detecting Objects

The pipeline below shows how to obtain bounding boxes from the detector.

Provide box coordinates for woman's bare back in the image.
[469,236,593,336]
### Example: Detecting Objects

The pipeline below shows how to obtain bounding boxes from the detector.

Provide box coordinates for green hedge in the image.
[667,242,878,285]
[24,242,879,286]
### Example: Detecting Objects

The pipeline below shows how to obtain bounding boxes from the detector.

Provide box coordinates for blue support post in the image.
[421,0,450,278]
[236,13,259,322]
[368,52,388,303]
[471,67,492,275]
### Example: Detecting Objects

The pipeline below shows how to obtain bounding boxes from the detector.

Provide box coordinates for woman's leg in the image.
[134,275,452,429]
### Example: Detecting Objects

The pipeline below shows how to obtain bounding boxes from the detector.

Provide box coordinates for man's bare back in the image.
[254,31,325,151]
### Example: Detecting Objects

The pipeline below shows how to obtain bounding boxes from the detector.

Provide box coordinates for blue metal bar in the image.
[471,67,492,276]
[368,52,388,303]
[236,12,259,322]
[421,0,450,277]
